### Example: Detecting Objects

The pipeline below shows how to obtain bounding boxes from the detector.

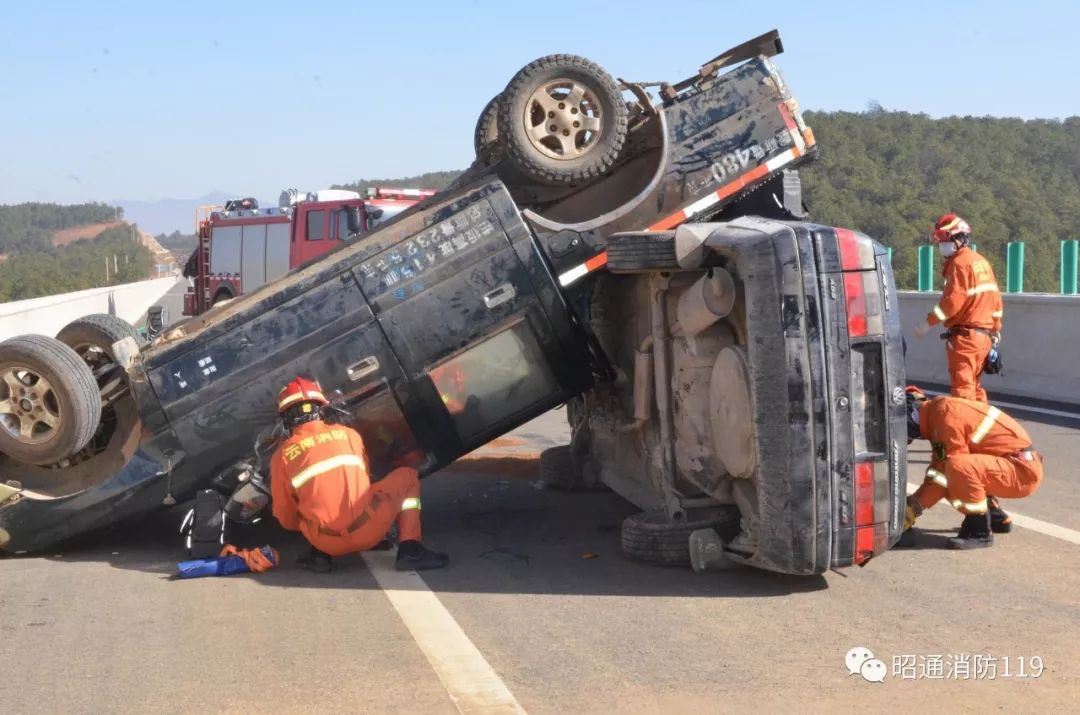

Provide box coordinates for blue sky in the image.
[1,0,1077,207]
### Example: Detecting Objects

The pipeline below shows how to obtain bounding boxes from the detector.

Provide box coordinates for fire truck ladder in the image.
[194,204,222,315]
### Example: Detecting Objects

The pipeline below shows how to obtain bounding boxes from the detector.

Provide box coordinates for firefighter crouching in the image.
[913,213,1003,403]
[269,376,449,573]
[898,387,1043,550]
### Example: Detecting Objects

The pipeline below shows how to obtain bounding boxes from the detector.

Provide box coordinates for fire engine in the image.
[182,187,435,316]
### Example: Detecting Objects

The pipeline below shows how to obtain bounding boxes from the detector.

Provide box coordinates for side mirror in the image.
[346,206,363,234]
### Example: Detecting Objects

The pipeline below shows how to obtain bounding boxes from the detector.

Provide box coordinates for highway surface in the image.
[2,403,1078,713]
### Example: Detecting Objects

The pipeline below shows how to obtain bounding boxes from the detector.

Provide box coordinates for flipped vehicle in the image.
[0,30,907,575]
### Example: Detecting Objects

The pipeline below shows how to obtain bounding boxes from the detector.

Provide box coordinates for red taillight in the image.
[838,228,884,338]
[854,461,891,564]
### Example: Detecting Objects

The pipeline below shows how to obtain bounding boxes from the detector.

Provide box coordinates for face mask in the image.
[938,242,957,258]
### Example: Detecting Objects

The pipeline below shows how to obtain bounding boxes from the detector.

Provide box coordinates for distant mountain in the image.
[115,191,235,235]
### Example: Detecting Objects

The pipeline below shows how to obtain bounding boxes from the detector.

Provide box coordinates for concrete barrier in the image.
[899,291,1080,405]
[0,277,181,342]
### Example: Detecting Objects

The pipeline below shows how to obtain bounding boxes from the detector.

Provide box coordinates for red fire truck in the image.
[182,187,435,316]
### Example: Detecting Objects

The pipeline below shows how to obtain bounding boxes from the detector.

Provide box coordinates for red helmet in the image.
[931,213,971,242]
[277,376,329,413]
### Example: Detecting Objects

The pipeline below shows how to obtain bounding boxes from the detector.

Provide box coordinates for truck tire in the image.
[606,233,679,273]
[56,314,145,363]
[0,335,102,466]
[473,94,502,156]
[497,54,628,186]
[541,445,606,492]
[621,507,741,567]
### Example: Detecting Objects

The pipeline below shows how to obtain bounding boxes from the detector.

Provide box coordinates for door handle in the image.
[347,356,380,382]
[482,283,516,309]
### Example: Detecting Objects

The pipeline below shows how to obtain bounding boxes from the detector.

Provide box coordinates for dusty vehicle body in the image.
[0,31,906,574]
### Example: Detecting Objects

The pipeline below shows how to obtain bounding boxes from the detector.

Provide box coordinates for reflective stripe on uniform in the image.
[991,310,1003,318]
[401,497,421,511]
[925,468,948,488]
[932,304,948,321]
[290,454,365,489]
[950,498,989,514]
[966,282,999,296]
[970,406,1002,444]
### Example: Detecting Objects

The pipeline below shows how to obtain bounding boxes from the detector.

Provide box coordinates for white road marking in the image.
[906,482,1080,547]
[922,389,1080,421]
[362,551,526,715]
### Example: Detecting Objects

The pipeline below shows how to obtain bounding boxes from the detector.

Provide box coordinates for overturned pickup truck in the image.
[0,30,907,574]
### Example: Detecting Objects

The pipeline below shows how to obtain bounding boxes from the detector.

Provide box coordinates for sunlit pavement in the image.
[2,406,1078,713]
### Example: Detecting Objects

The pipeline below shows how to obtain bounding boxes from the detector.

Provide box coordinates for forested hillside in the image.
[0,220,152,302]
[799,111,1080,292]
[0,202,121,255]
[332,171,463,193]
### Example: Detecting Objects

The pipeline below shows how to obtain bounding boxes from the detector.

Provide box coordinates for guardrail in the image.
[913,239,1078,295]
[899,290,1080,405]
[0,277,180,343]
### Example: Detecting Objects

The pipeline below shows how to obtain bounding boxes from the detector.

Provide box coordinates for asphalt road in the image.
[2,406,1079,713]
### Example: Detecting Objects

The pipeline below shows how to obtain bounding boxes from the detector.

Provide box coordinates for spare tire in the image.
[497,54,628,186]
[57,314,144,367]
[0,335,102,466]
[621,507,741,567]
[473,94,502,157]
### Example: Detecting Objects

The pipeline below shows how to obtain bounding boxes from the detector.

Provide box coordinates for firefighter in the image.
[898,387,1042,549]
[269,376,449,573]
[913,213,1003,403]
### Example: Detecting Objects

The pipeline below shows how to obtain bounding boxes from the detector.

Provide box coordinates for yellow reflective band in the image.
[925,468,948,488]
[966,283,999,296]
[290,454,365,489]
[940,217,963,232]
[401,497,421,511]
[932,304,947,321]
[950,498,988,514]
[970,406,1001,444]
[991,310,1003,318]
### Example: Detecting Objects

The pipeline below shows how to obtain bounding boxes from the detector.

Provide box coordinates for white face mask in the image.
[939,242,957,258]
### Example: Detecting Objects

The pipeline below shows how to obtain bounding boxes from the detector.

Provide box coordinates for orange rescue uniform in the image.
[912,396,1042,516]
[925,246,1003,402]
[270,420,422,557]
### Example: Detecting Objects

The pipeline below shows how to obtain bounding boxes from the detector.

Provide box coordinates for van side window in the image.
[306,210,326,241]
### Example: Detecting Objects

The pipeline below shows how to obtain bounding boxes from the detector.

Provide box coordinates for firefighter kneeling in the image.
[898,387,1043,550]
[269,377,449,573]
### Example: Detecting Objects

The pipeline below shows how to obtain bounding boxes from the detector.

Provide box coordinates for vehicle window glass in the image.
[336,209,351,240]
[427,322,559,441]
[349,385,426,475]
[306,210,325,240]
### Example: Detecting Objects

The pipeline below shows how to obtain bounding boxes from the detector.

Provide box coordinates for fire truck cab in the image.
[183,187,435,316]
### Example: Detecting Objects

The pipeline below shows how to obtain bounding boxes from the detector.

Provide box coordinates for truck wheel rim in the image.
[524,79,604,160]
[0,366,62,445]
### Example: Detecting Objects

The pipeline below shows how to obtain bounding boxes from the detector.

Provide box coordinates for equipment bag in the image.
[179,489,228,559]
[984,346,1004,375]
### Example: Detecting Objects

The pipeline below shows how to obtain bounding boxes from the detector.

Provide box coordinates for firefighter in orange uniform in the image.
[269,376,449,573]
[913,213,1003,403]
[898,387,1042,549]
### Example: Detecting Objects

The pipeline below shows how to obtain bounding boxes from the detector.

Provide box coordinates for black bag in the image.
[179,490,227,559]
[984,346,1003,375]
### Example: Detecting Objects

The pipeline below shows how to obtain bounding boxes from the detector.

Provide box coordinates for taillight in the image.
[854,461,891,564]
[837,229,884,337]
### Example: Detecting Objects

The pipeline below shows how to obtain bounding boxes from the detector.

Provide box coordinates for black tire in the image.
[541,445,606,492]
[497,54,628,186]
[0,335,102,466]
[621,507,741,567]
[56,314,145,362]
[473,94,502,157]
[211,289,234,307]
[606,233,680,273]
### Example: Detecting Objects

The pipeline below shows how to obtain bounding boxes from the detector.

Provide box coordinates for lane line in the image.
[921,389,1080,421]
[906,482,1080,547]
[362,551,527,715]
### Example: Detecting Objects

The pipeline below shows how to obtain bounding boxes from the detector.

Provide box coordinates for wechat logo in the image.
[845,647,887,683]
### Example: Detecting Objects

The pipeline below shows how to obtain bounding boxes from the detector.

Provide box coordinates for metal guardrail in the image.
[906,239,1078,295]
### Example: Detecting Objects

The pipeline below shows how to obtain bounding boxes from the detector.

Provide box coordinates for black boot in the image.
[987,495,1012,534]
[297,545,334,573]
[947,513,994,550]
[395,540,449,571]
